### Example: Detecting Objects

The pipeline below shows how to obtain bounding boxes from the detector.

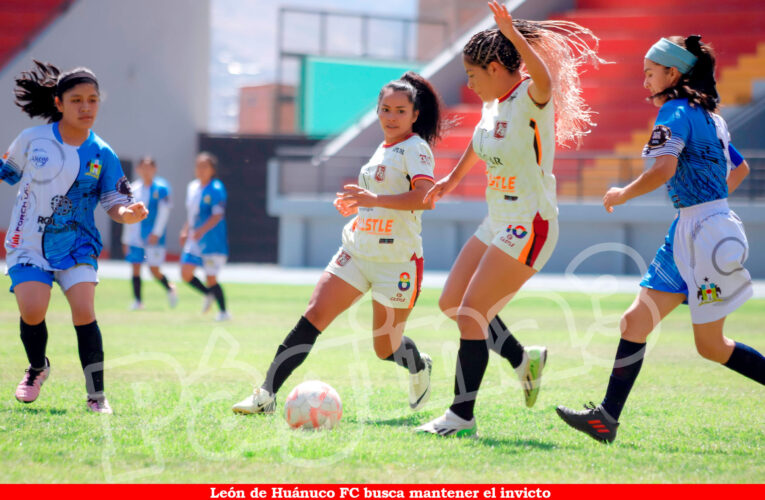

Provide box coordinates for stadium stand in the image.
[0,0,74,69]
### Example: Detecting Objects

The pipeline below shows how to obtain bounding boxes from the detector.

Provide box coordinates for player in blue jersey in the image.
[180,152,229,321]
[121,156,177,310]
[556,35,764,443]
[1,61,147,413]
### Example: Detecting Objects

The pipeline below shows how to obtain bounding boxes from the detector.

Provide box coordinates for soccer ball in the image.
[284,380,342,430]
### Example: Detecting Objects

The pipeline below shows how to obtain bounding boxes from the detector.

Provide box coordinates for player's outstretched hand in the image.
[337,184,378,209]
[603,187,626,213]
[488,1,519,41]
[333,196,357,217]
[120,202,149,224]
[423,174,458,206]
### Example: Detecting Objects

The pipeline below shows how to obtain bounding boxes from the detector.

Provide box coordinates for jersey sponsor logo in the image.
[487,173,516,193]
[354,216,393,235]
[29,147,50,168]
[647,125,671,148]
[86,158,102,178]
[397,272,411,292]
[390,292,407,304]
[335,250,351,267]
[50,195,72,216]
[494,121,508,139]
[392,147,405,156]
[499,224,528,247]
[379,238,394,244]
[375,165,386,182]
[10,184,35,248]
[697,278,723,305]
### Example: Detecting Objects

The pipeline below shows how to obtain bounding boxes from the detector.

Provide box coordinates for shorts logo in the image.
[335,251,351,267]
[505,224,528,239]
[86,158,102,178]
[647,125,671,148]
[398,272,411,292]
[51,195,72,216]
[375,165,386,182]
[697,278,722,305]
[494,121,508,139]
[30,148,50,168]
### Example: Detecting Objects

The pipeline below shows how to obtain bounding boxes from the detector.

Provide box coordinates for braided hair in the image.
[378,71,446,146]
[464,20,605,147]
[652,35,719,112]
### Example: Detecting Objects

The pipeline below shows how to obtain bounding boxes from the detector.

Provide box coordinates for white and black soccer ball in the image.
[284,380,342,430]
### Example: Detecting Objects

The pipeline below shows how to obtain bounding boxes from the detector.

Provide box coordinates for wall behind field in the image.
[0,0,210,256]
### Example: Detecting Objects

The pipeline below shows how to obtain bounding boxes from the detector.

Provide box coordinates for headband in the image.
[645,38,697,74]
[56,71,99,97]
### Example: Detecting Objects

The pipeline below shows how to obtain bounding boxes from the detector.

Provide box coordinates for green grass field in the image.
[0,278,763,483]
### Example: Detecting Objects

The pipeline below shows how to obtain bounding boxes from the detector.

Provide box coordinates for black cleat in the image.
[556,402,619,443]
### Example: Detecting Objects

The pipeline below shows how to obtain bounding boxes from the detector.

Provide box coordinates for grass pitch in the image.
[0,278,763,483]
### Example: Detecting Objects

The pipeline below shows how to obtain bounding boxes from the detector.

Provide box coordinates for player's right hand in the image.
[423,174,458,205]
[333,196,357,217]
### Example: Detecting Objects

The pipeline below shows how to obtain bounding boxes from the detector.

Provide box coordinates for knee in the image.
[438,293,459,319]
[180,267,194,282]
[619,309,651,343]
[455,305,488,340]
[149,267,162,278]
[71,306,96,326]
[695,338,729,363]
[373,342,393,360]
[206,276,218,287]
[19,306,47,326]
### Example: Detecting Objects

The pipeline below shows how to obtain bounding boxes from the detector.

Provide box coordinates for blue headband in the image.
[645,38,697,74]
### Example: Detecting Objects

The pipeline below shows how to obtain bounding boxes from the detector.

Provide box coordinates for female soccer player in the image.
[180,152,230,321]
[122,156,177,310]
[556,35,764,443]
[232,72,444,415]
[417,1,601,436]
[1,61,147,413]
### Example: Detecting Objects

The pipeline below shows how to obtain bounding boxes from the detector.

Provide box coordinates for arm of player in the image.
[489,1,552,105]
[423,143,480,205]
[191,213,223,241]
[603,155,677,213]
[337,179,436,212]
[148,199,172,245]
[108,202,149,224]
[728,160,750,194]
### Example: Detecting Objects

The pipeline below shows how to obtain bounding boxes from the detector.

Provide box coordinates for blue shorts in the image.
[125,245,145,263]
[8,263,98,293]
[640,217,689,301]
[180,252,204,267]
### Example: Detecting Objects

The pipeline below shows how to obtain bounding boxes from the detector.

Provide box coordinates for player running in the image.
[232,72,444,415]
[556,35,764,443]
[180,152,230,321]
[1,61,147,413]
[417,1,601,437]
[121,156,177,310]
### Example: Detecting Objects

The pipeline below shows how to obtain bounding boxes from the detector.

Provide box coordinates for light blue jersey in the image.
[1,123,131,271]
[642,99,733,208]
[185,178,228,256]
[122,176,172,247]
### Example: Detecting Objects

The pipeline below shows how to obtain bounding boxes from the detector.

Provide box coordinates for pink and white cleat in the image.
[15,358,50,404]
[87,396,113,414]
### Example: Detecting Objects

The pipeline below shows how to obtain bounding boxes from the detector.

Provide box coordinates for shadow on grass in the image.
[2,405,68,416]
[476,436,558,451]
[347,415,423,426]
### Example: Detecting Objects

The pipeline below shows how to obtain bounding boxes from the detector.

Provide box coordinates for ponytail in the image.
[378,71,446,146]
[657,35,719,111]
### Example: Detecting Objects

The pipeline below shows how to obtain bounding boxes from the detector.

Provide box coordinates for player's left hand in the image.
[337,184,378,208]
[603,187,626,213]
[121,202,148,224]
[488,0,519,40]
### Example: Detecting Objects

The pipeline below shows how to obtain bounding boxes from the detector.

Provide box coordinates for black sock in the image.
[20,319,48,369]
[157,275,171,291]
[187,276,208,295]
[75,321,104,397]
[724,342,765,385]
[487,315,524,368]
[209,283,226,312]
[262,316,321,394]
[601,339,646,420]
[449,339,489,421]
[385,336,425,374]
[132,276,142,302]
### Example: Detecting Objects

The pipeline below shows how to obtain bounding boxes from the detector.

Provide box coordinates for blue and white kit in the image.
[121,176,172,267]
[1,123,132,292]
[640,99,752,323]
[181,178,228,275]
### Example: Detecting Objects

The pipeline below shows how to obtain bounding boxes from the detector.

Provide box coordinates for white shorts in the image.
[473,213,559,271]
[674,199,753,324]
[145,246,166,267]
[324,247,423,309]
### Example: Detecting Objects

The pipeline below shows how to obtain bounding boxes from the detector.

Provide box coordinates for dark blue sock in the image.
[601,339,646,420]
[724,342,765,385]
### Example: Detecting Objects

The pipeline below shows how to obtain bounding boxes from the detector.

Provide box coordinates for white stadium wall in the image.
[0,0,210,255]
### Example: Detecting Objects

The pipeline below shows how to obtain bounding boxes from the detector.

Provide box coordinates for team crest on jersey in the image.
[335,250,351,267]
[375,165,386,182]
[494,121,508,139]
[153,191,160,199]
[419,154,431,166]
[647,125,671,148]
[86,158,102,178]
[203,194,212,204]
[697,278,723,305]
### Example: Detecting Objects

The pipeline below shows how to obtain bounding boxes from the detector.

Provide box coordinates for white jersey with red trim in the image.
[341,133,434,262]
[472,78,557,222]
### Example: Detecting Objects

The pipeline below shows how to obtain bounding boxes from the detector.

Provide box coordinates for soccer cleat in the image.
[15,358,51,403]
[409,353,433,411]
[167,286,178,309]
[129,300,144,311]
[232,387,276,415]
[86,396,113,414]
[215,311,232,322]
[515,345,547,408]
[415,409,477,438]
[201,293,214,313]
[555,402,619,443]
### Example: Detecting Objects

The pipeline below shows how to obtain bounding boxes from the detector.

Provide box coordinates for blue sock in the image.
[724,342,765,385]
[601,339,646,420]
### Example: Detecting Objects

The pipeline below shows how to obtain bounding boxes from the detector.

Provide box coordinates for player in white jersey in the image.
[121,157,177,310]
[418,2,601,437]
[0,61,147,413]
[232,72,445,415]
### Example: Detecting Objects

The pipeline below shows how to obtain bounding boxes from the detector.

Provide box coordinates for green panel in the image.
[299,56,423,137]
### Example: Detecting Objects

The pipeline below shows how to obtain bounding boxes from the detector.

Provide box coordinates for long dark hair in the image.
[377,71,445,146]
[463,20,604,147]
[653,35,719,112]
[14,60,99,123]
